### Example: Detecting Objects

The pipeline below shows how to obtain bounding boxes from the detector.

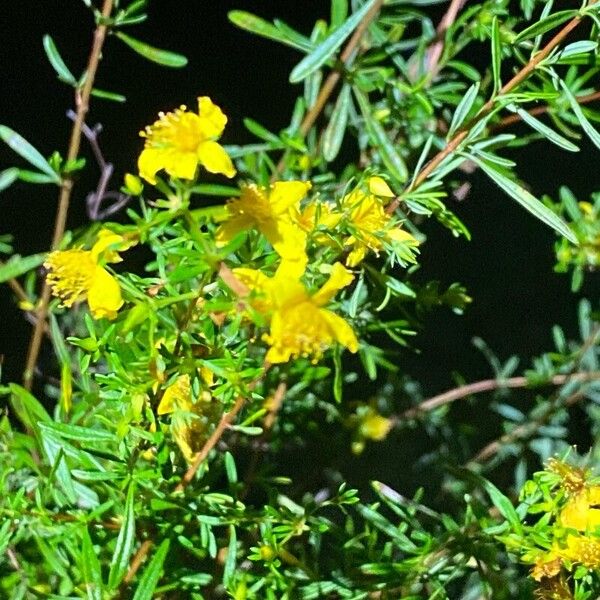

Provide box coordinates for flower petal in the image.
[262,219,307,262]
[138,148,163,184]
[321,309,359,353]
[165,150,199,181]
[215,214,250,247]
[197,96,228,138]
[312,262,354,306]
[87,266,123,320]
[269,181,311,214]
[368,176,395,198]
[197,140,236,178]
[345,244,367,268]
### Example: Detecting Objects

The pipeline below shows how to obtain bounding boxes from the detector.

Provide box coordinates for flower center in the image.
[143,108,202,153]
[44,249,96,307]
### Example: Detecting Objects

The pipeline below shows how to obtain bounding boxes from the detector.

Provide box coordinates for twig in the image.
[400,371,600,420]
[424,0,467,78]
[386,8,593,214]
[23,0,115,390]
[467,325,600,464]
[274,0,384,174]
[123,539,153,585]
[492,89,600,131]
[174,395,247,493]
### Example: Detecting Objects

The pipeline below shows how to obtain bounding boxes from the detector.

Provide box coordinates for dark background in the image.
[0,1,598,484]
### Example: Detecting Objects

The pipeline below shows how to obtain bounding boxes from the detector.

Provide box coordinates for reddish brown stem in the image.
[23,0,114,389]
[387,8,593,214]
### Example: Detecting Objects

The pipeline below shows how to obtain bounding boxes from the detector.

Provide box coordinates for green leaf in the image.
[482,479,523,534]
[222,525,237,586]
[471,156,578,244]
[43,35,77,85]
[512,105,578,152]
[491,17,502,94]
[115,32,188,68]
[355,89,408,182]
[323,84,351,161]
[333,345,343,403]
[331,0,349,27]
[448,82,480,137]
[0,167,19,192]
[228,11,312,52]
[81,528,103,600]
[132,539,170,600]
[560,79,600,150]
[224,452,238,484]
[514,10,577,43]
[91,88,126,103]
[290,0,379,83]
[0,126,60,182]
[0,253,45,283]
[108,483,136,589]
[243,118,281,143]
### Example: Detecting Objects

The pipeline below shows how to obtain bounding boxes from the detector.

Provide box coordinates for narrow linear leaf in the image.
[323,83,351,161]
[17,170,59,184]
[81,528,103,600]
[331,0,349,27]
[222,525,237,586]
[514,10,577,43]
[43,35,77,85]
[0,126,60,182]
[355,89,408,182]
[108,483,136,589]
[448,82,480,137]
[560,79,600,150]
[491,17,502,94]
[471,156,578,244]
[131,539,170,600]
[482,479,523,534]
[228,11,312,52]
[514,106,579,152]
[0,167,19,192]
[91,88,126,103]
[243,118,281,144]
[290,0,378,83]
[0,253,44,284]
[115,32,188,68]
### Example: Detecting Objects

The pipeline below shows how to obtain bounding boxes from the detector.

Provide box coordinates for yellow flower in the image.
[217,181,311,262]
[341,179,418,267]
[233,261,358,364]
[45,229,128,320]
[157,373,219,463]
[360,411,393,441]
[138,96,235,184]
[293,201,342,235]
[560,534,600,569]
[559,491,600,532]
[531,552,562,582]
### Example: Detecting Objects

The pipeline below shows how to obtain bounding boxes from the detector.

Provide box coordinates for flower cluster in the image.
[510,458,600,599]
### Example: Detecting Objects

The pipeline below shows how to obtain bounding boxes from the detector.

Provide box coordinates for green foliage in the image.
[1,0,600,597]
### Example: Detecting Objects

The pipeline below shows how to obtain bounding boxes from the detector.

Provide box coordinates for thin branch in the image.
[123,539,153,585]
[424,0,467,78]
[400,371,600,420]
[275,0,384,174]
[23,0,114,390]
[492,89,600,131]
[387,8,593,214]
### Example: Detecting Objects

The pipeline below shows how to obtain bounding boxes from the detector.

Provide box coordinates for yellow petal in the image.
[561,495,591,530]
[197,140,236,178]
[345,244,367,268]
[368,176,395,198]
[269,181,311,214]
[215,214,250,247]
[87,266,123,320]
[157,374,192,415]
[91,229,126,262]
[274,255,308,281]
[312,263,354,306]
[197,96,228,138]
[166,150,199,181]
[138,148,163,184]
[232,268,272,295]
[263,219,308,261]
[387,227,418,245]
[321,309,359,353]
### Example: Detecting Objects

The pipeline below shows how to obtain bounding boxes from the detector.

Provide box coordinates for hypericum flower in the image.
[233,261,358,363]
[293,201,342,236]
[45,229,129,320]
[560,534,600,569]
[559,490,600,532]
[138,96,235,184]
[157,373,219,463]
[216,181,311,262]
[340,178,418,267]
[531,551,562,582]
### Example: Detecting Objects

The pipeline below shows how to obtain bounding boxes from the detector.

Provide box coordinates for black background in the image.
[0,1,598,469]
